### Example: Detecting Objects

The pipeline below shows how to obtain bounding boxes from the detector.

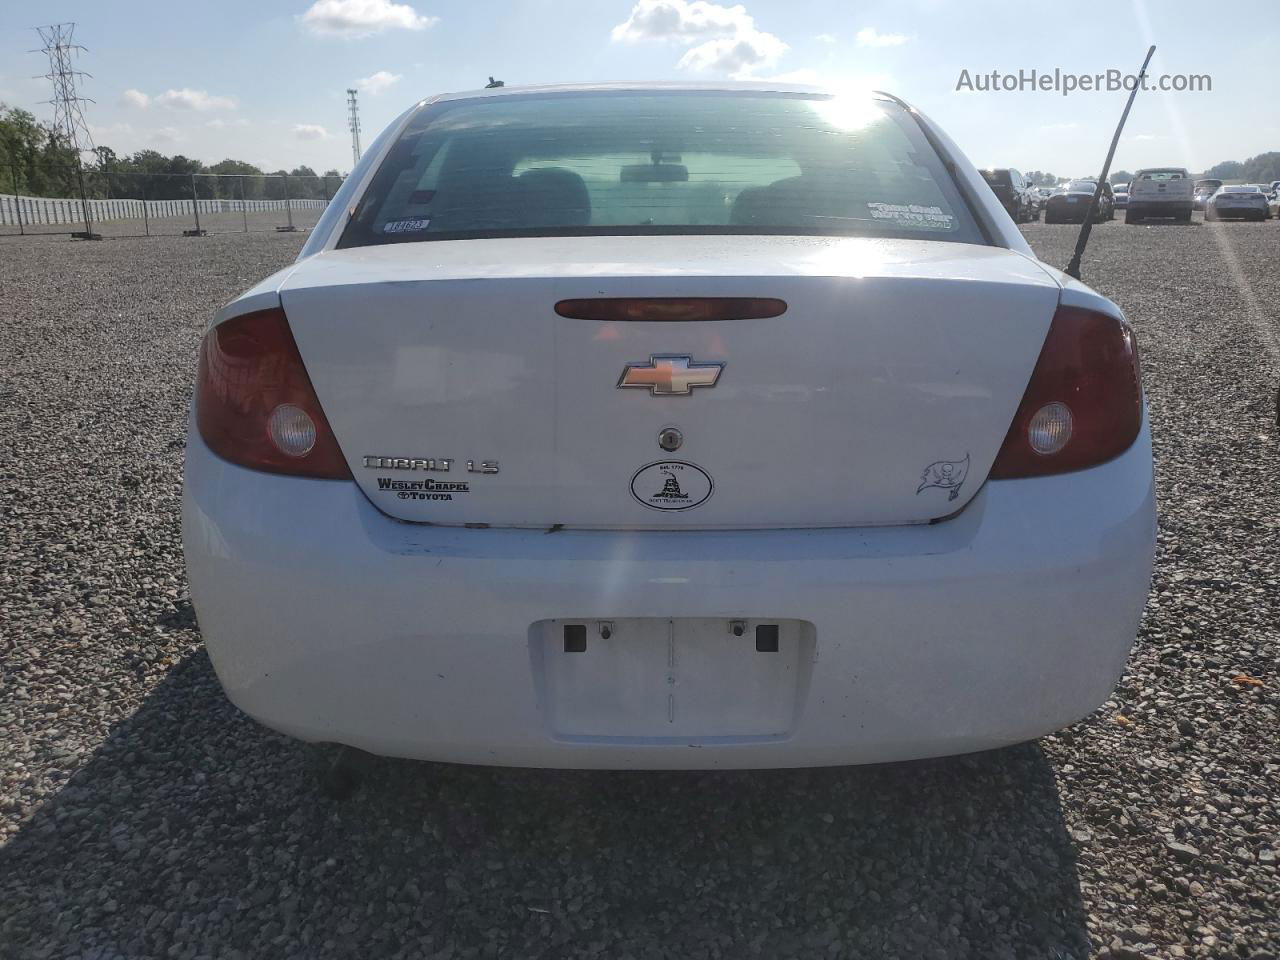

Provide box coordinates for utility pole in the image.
[33,22,100,239]
[347,89,362,168]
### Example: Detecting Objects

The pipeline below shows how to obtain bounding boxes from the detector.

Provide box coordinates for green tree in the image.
[1206,160,1245,181]
[0,104,78,196]
[1242,152,1280,184]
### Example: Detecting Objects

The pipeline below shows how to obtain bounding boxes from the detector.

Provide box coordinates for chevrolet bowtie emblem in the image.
[617,355,725,396]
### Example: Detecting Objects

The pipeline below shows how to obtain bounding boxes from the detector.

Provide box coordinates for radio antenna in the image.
[1065,45,1156,280]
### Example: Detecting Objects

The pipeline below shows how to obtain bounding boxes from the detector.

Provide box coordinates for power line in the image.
[33,22,96,159]
[32,21,99,239]
[347,89,362,168]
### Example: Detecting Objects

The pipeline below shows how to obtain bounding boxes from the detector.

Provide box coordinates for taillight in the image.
[989,305,1142,479]
[195,307,351,479]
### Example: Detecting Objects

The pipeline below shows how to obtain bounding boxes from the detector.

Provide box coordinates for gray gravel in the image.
[1,221,1277,959]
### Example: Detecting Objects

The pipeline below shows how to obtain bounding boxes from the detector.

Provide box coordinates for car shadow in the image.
[0,651,1090,959]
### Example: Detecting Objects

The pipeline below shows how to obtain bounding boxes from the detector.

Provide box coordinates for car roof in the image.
[423,81,865,105]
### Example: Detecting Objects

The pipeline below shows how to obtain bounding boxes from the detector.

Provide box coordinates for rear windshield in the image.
[1064,180,1097,192]
[980,169,1012,187]
[1137,171,1185,180]
[338,92,986,248]
[1195,180,1221,191]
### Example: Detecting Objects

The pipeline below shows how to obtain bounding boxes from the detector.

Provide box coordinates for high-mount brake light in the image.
[989,305,1142,479]
[554,298,787,323]
[195,307,351,479]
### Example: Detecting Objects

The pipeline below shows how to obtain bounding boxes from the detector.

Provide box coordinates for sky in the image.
[1,0,1277,177]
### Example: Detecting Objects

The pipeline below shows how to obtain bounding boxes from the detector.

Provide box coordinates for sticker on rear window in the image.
[382,218,431,234]
[866,202,955,231]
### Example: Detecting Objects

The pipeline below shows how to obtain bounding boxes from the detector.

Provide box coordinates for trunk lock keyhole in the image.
[658,427,683,452]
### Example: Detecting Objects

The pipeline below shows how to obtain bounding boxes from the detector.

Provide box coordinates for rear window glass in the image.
[1138,171,1185,180]
[980,169,1011,187]
[338,92,986,247]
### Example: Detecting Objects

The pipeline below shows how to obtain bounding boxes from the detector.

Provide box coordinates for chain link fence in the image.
[0,166,344,239]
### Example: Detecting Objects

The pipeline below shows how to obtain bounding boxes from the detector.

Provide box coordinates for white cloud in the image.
[121,89,150,108]
[1039,122,1081,132]
[150,88,237,111]
[301,0,437,37]
[293,123,330,140]
[206,118,250,129]
[90,122,136,140]
[611,0,787,78]
[612,0,755,42]
[814,33,836,43]
[855,27,910,47]
[151,127,181,144]
[357,69,402,94]
[679,32,787,76]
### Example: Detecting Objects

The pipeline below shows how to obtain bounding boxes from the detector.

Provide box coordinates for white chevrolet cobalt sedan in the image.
[184,83,1155,770]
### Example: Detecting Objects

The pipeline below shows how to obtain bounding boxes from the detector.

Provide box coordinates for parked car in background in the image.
[183,82,1155,772]
[1204,185,1270,221]
[1113,183,1129,208]
[979,168,1034,222]
[1127,168,1193,223]
[1269,191,1280,220]
[1025,186,1043,221]
[1192,178,1222,212]
[1044,180,1113,223]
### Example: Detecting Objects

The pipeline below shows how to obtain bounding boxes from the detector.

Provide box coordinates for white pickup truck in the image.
[1126,167,1193,223]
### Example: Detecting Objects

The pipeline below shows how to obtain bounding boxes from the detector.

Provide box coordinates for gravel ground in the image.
[0,221,1277,959]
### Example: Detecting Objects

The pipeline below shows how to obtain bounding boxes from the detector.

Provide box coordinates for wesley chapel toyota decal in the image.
[630,461,714,511]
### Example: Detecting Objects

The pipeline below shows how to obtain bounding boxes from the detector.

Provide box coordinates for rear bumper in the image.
[1128,201,1192,217]
[1208,204,1267,218]
[1046,203,1089,221]
[183,418,1156,769]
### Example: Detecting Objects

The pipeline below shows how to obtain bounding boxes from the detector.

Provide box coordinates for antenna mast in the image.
[347,88,362,168]
[1064,45,1156,280]
[33,22,99,238]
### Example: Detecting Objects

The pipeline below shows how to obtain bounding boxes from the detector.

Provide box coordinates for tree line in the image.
[1,104,344,201]
[1033,159,1280,189]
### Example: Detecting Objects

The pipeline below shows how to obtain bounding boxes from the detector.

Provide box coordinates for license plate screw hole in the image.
[729,620,746,637]
[598,621,613,640]
[755,624,779,652]
[563,624,587,653]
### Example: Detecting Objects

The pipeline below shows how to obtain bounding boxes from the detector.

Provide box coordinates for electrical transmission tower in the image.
[33,22,99,238]
[347,89,362,168]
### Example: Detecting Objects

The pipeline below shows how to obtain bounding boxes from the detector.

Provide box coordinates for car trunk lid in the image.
[279,235,1061,528]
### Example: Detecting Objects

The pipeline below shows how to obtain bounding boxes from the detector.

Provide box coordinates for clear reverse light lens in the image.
[267,403,317,457]
[1028,402,1073,455]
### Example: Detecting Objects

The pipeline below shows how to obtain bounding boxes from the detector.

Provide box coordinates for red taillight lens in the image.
[989,305,1142,479]
[195,307,351,479]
